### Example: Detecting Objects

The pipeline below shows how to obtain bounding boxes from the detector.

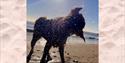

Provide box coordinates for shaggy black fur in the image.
[27,7,86,63]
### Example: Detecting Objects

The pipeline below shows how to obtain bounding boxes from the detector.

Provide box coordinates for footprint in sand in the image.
[36,49,40,51]
[48,59,60,63]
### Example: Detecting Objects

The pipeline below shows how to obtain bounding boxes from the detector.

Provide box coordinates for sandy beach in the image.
[27,32,98,63]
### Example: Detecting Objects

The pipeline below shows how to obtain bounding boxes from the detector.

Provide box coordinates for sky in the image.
[27,0,98,33]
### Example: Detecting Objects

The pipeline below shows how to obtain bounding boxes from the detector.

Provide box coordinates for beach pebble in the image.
[67,53,69,55]
[73,59,79,63]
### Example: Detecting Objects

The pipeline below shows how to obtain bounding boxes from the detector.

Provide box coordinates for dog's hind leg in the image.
[40,42,52,63]
[27,33,41,63]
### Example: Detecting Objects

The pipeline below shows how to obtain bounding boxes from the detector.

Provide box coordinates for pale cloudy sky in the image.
[27,0,98,33]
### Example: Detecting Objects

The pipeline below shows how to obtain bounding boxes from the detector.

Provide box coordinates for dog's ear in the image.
[71,7,82,15]
[75,7,82,12]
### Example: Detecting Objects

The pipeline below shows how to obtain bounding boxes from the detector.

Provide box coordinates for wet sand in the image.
[27,32,98,63]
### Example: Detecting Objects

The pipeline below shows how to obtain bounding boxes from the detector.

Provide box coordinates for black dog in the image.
[27,7,86,63]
